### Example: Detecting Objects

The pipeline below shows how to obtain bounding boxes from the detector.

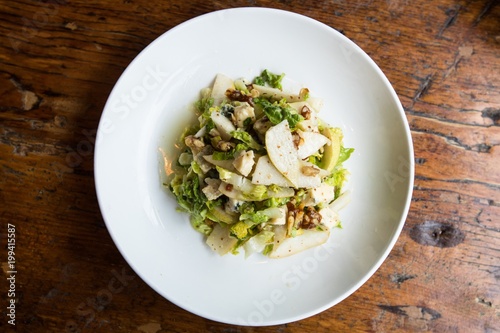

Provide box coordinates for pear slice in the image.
[265,120,300,187]
[206,223,237,256]
[207,206,238,224]
[269,230,330,258]
[211,111,235,141]
[319,127,341,172]
[252,84,305,102]
[211,73,234,106]
[296,130,330,159]
[252,155,294,187]
[203,155,236,172]
[293,161,321,188]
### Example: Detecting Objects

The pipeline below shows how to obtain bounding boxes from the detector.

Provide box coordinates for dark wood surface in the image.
[1,1,499,332]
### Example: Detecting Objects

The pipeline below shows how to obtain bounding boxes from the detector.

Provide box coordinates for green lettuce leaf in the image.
[253,69,285,90]
[212,151,235,160]
[239,207,283,224]
[262,196,290,208]
[195,87,214,114]
[170,170,210,233]
[230,221,250,240]
[337,146,355,166]
[254,98,303,129]
[231,129,262,150]
[239,211,270,224]
[324,167,349,199]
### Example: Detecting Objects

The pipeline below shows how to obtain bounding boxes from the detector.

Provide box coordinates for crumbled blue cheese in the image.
[202,178,223,200]
[225,197,244,214]
[233,102,255,128]
[232,150,255,177]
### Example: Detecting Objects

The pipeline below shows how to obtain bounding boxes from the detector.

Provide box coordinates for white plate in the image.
[95,7,414,326]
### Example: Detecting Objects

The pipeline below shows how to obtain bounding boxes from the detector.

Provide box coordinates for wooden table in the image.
[1,1,499,332]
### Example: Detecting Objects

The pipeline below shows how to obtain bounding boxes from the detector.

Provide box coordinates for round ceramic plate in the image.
[95,7,414,326]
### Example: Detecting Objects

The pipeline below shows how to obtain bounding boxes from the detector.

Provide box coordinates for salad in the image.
[167,70,353,258]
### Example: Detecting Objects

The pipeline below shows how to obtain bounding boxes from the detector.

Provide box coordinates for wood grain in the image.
[1,0,499,332]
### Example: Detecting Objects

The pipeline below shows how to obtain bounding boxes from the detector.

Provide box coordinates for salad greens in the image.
[254,98,304,129]
[253,69,285,90]
[167,70,353,258]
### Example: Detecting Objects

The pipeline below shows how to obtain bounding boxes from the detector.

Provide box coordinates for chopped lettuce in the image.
[231,129,262,150]
[195,89,214,115]
[240,207,283,224]
[262,196,290,208]
[169,170,210,234]
[234,79,250,93]
[324,167,350,199]
[253,69,285,90]
[240,211,270,224]
[231,221,250,240]
[337,146,355,166]
[212,151,235,160]
[254,98,303,129]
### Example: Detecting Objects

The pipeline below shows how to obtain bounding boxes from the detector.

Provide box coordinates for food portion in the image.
[167,70,354,258]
